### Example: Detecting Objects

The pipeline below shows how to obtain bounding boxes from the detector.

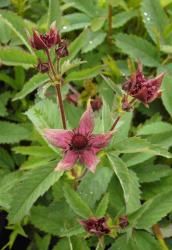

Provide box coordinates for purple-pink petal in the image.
[81,150,100,173]
[78,106,94,135]
[91,132,114,152]
[43,128,73,149]
[55,150,78,171]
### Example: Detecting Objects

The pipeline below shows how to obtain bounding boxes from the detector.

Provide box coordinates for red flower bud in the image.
[80,217,110,237]
[122,62,165,106]
[37,60,50,73]
[29,22,60,50]
[91,96,103,111]
[56,40,69,58]
[121,95,132,112]
[119,216,129,229]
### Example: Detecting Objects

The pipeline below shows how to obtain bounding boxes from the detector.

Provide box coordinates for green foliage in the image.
[115,34,160,67]
[0,121,31,144]
[8,163,63,223]
[63,183,94,218]
[108,154,141,214]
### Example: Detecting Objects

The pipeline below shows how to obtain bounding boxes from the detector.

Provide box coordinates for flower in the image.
[56,40,69,58]
[80,217,110,237]
[44,106,113,172]
[91,96,103,111]
[29,22,60,50]
[122,62,165,106]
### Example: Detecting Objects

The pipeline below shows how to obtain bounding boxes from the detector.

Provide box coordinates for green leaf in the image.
[108,154,141,214]
[161,74,172,117]
[130,187,172,229]
[13,146,55,158]
[61,13,90,33]
[0,47,37,67]
[133,164,172,183]
[63,184,94,218]
[137,121,172,135]
[0,172,21,209]
[31,201,81,236]
[78,166,113,208]
[52,237,90,250]
[8,163,63,223]
[65,65,102,82]
[141,0,168,43]
[68,29,89,60]
[64,0,96,17]
[0,147,14,170]
[95,193,109,217]
[115,33,160,67]
[111,137,172,158]
[160,0,172,7]
[13,73,49,101]
[110,231,161,250]
[0,91,11,117]
[35,234,51,250]
[61,59,86,75]
[0,10,32,52]
[112,10,137,28]
[0,121,31,144]
[82,31,106,53]
[48,0,61,28]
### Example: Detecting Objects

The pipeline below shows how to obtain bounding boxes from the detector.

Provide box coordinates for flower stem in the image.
[55,83,67,129]
[152,224,169,250]
[108,4,113,44]
[110,116,121,131]
[45,49,67,129]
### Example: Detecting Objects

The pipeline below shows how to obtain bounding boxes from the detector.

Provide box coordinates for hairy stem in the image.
[108,4,113,44]
[152,224,169,250]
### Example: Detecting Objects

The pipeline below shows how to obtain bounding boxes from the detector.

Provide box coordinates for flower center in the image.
[71,134,88,150]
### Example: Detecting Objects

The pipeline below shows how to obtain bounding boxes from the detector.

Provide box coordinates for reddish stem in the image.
[110,116,121,131]
[55,84,67,129]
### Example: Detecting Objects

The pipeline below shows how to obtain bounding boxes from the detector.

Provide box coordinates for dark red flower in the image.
[56,40,69,58]
[91,96,103,111]
[119,216,129,229]
[80,217,110,237]
[37,60,50,73]
[122,62,165,106]
[29,22,60,50]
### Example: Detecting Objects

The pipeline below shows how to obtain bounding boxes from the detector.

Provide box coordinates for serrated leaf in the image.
[61,13,90,33]
[0,91,11,117]
[110,231,161,250]
[64,0,96,17]
[13,73,49,100]
[35,234,51,250]
[137,121,172,135]
[65,65,102,82]
[95,193,109,217]
[130,187,172,229]
[8,163,63,223]
[68,29,89,60]
[115,34,160,67]
[0,10,32,52]
[0,121,31,144]
[111,137,172,158]
[161,74,172,117]
[133,164,172,183]
[141,0,168,43]
[0,47,36,67]
[63,183,94,218]
[112,10,137,28]
[30,200,81,236]
[78,166,113,208]
[82,31,106,53]
[61,59,86,75]
[108,154,141,214]
[13,146,55,158]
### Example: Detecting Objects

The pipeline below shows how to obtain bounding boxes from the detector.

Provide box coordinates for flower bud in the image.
[91,96,103,111]
[37,61,50,73]
[56,40,69,58]
[119,216,129,229]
